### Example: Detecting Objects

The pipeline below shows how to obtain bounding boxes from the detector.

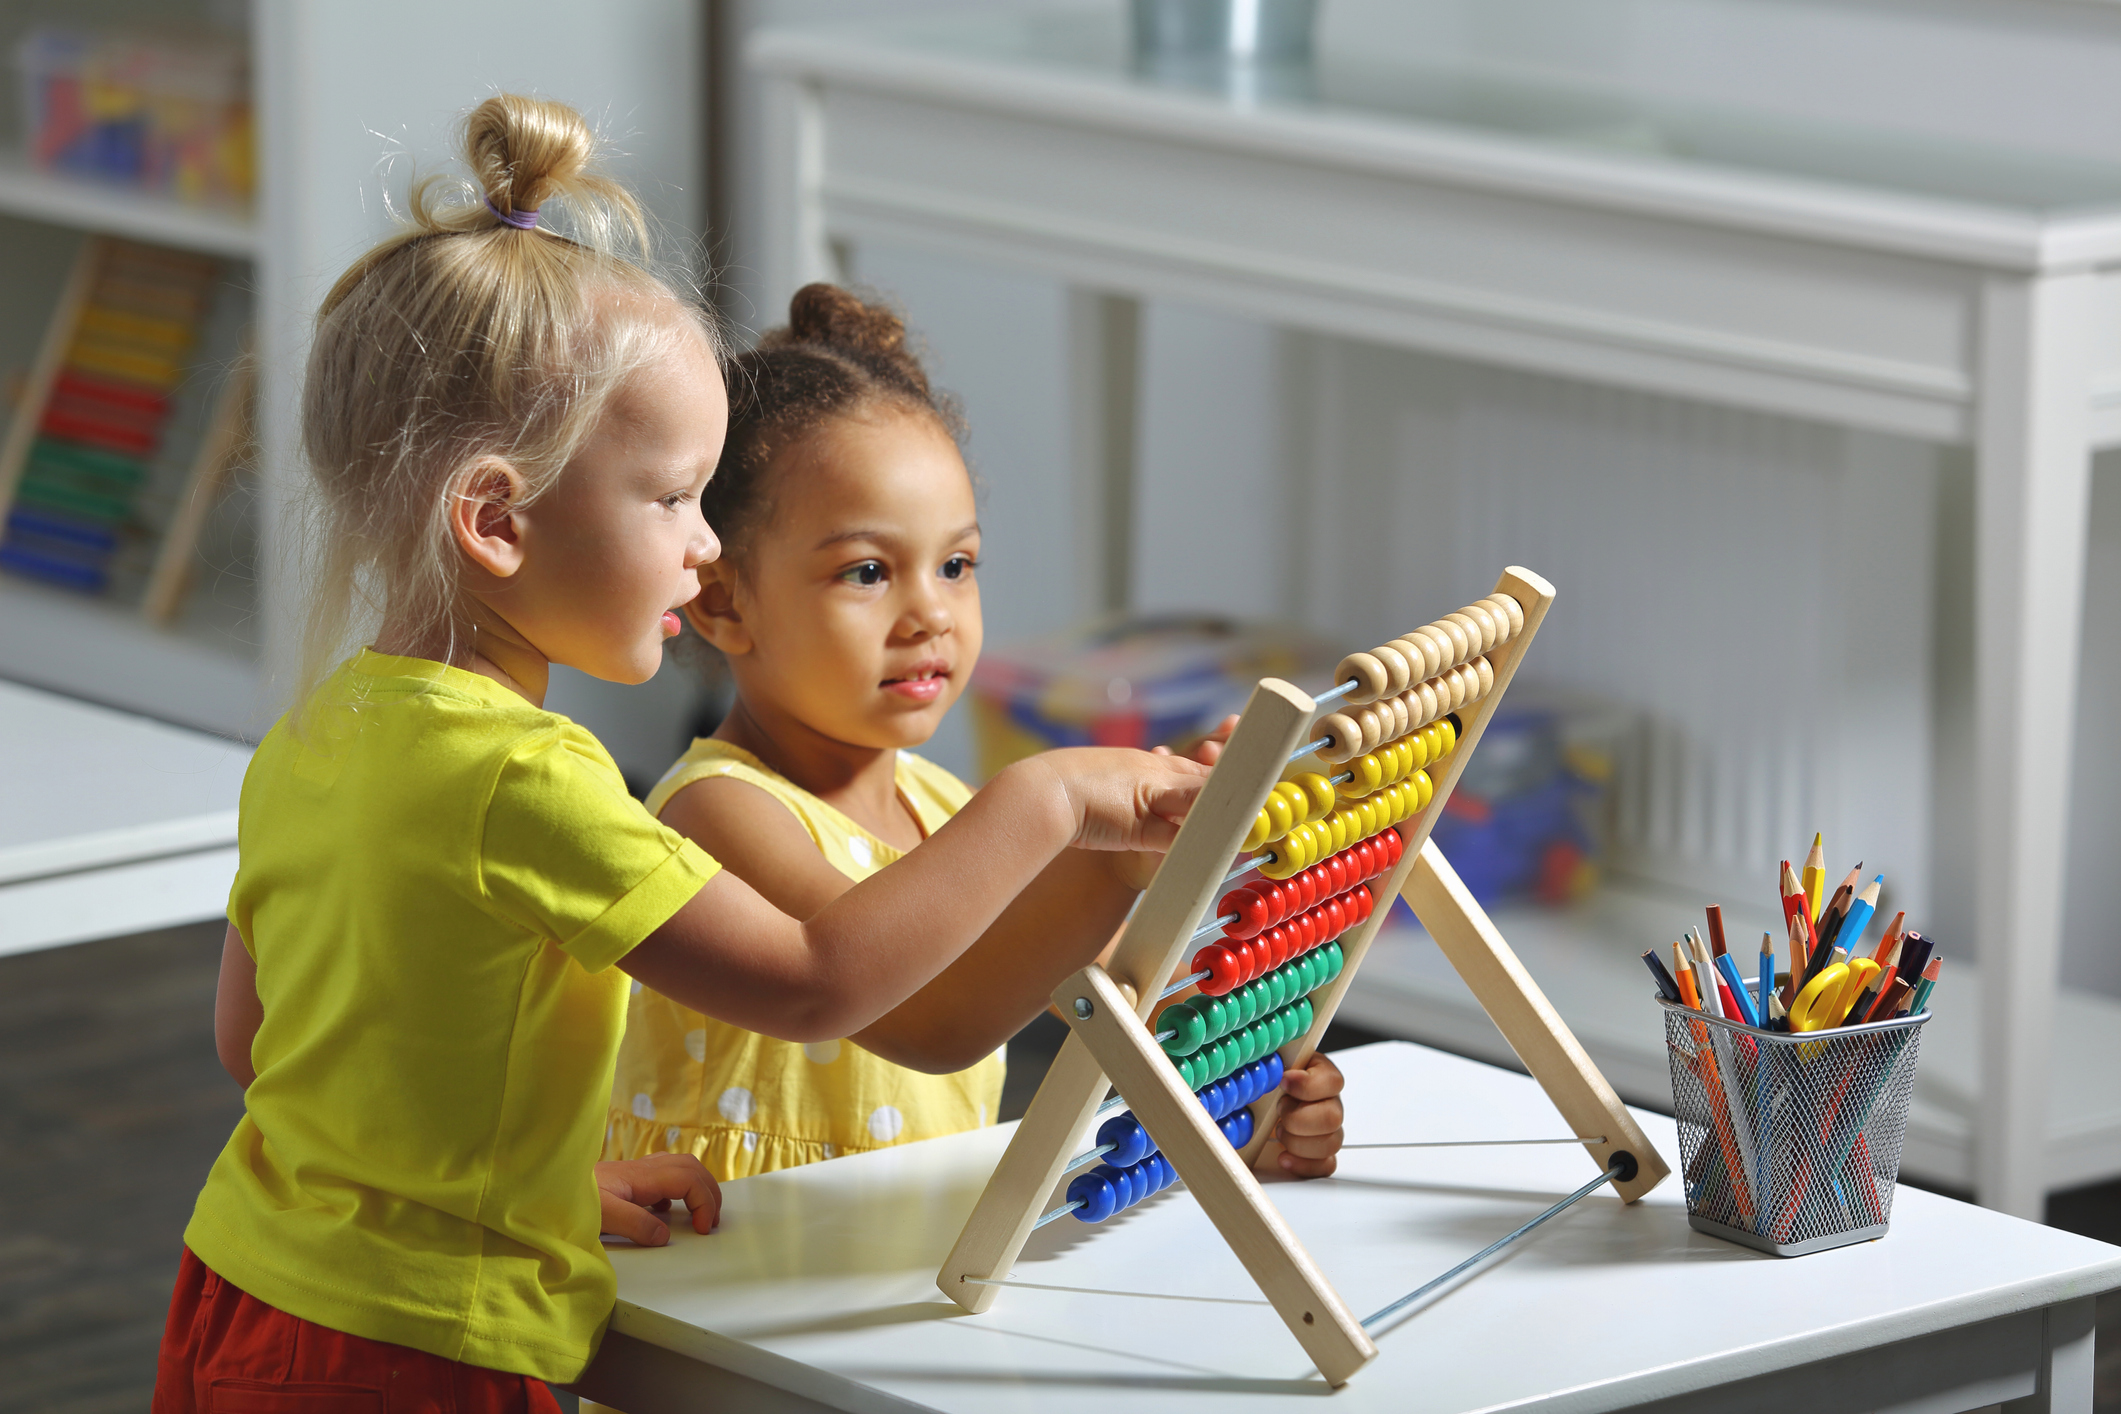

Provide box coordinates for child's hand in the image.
[1108,717,1239,890]
[596,1154,721,1245]
[1150,714,1238,769]
[1261,1051,1346,1178]
[1033,748,1211,853]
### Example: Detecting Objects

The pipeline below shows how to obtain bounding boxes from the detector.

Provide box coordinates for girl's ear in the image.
[685,562,754,655]
[450,457,530,578]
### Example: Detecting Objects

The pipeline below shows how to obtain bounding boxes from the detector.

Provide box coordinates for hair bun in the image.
[782,284,929,391]
[464,94,596,220]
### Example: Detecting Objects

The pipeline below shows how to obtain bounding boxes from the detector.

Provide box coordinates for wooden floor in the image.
[7,924,2119,1412]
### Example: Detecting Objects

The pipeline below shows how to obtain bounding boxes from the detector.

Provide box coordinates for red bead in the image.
[1383,829,1404,866]
[1194,944,1244,996]
[1260,879,1293,928]
[1222,886,1270,939]
[1351,883,1375,922]
[1321,895,1348,939]
[1296,907,1323,952]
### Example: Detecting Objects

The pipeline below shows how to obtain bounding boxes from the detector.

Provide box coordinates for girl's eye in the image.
[660,491,690,510]
[841,561,886,587]
[940,554,977,581]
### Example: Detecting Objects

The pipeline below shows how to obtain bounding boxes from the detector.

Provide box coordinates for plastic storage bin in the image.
[16,28,252,204]
[1661,995,1926,1256]
[968,615,1344,781]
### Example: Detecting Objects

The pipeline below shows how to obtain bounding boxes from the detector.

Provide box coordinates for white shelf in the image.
[0,153,254,258]
[1341,877,2121,1196]
[0,574,263,739]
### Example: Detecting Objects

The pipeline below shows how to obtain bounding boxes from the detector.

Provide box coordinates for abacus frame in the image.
[936,566,1671,1386]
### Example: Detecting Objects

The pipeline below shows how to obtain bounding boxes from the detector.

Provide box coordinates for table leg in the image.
[1972,273,2097,1218]
[2000,1297,2097,1414]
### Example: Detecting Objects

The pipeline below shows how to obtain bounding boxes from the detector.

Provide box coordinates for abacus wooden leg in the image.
[937,1026,1114,1314]
[1061,964,1377,1387]
[1402,839,1670,1204]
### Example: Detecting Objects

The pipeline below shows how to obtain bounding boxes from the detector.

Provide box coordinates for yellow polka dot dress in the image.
[604,740,1004,1179]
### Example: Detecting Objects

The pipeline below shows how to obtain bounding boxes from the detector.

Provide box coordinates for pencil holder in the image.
[1658,997,1927,1257]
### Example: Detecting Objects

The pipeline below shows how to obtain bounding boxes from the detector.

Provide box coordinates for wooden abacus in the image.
[936,566,1671,1385]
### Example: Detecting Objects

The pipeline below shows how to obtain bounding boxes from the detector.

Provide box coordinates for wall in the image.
[253,0,706,779]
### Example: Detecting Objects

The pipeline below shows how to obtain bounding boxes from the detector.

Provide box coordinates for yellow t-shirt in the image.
[185,651,720,1384]
[605,739,1004,1178]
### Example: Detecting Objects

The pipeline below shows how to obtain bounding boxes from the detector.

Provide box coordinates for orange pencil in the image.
[1869,910,1906,964]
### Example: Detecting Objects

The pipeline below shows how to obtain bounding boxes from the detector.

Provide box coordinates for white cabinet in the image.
[752,4,2121,1215]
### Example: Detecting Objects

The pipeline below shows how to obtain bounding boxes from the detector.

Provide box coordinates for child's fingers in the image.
[1277,1146,1340,1178]
[598,1185,673,1247]
[1279,1051,1346,1102]
[1278,1093,1346,1141]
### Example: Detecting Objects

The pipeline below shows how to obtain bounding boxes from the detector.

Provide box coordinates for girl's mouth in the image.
[882,666,949,703]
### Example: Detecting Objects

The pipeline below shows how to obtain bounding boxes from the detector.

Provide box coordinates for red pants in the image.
[155,1248,563,1413]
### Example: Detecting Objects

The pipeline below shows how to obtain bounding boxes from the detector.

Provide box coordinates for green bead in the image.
[1200,994,1230,1041]
[1267,1008,1291,1052]
[1297,997,1315,1034]
[1161,1002,1206,1058]
[1269,967,1292,1010]
[1209,1037,1235,1080]
[1234,983,1258,1030]
[1291,955,1318,998]
[1323,941,1345,980]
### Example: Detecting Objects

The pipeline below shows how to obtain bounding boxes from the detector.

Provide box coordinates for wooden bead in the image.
[1483,593,1524,639]
[1430,617,1471,666]
[1334,652,1388,705]
[1355,705,1385,753]
[1408,679,1437,727]
[1443,613,1483,660]
[1460,602,1499,652]
[1473,654,1495,699]
[1395,633,1442,679]
[1382,693,1409,740]
[1442,666,1468,711]
[1371,641,1413,696]
[1318,712,1363,763]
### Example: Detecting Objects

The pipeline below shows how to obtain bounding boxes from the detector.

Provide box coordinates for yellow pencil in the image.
[1802,832,1827,924]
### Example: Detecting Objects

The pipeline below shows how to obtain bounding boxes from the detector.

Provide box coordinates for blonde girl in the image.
[155,99,1205,1413]
[606,284,1348,1184]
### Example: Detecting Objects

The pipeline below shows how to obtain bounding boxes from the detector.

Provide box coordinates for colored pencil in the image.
[1869,910,1905,964]
[1802,832,1826,923]
[1688,932,1727,1019]
[1673,941,1701,1010]
[1642,948,1682,1003]
[1865,977,1912,1024]
[1836,876,1882,958]
[1706,904,1729,958]
[1759,932,1776,1034]
[1910,958,1942,1014]
[1716,951,1760,1026]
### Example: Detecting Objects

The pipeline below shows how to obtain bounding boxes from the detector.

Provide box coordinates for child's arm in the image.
[621,749,1205,1045]
[215,922,261,1087]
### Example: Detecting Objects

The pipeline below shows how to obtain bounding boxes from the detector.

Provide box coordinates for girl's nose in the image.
[685,517,721,569]
[899,588,952,640]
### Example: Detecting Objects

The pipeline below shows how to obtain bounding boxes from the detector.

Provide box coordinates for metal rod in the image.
[1032,1198,1086,1230]
[1159,968,1209,999]
[1063,1141,1116,1174]
[1311,678,1358,712]
[1288,735,1332,764]
[1342,1137,1606,1151]
[1189,911,1239,945]
[1359,1159,1626,1332]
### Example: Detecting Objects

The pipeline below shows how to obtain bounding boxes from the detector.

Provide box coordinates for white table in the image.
[750,9,2121,1217]
[0,677,250,955]
[578,1041,2121,1413]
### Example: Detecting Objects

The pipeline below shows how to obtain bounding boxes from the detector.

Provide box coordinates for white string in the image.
[961,1276,1271,1307]
[1341,1136,1606,1151]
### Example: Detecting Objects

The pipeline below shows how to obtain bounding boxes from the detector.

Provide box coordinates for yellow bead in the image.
[1279,780,1311,824]
[1384,782,1410,822]
[1325,812,1351,854]
[1438,718,1458,755]
[1407,730,1429,770]
[1264,789,1295,840]
[1352,753,1383,795]
[1414,769,1434,809]
[1295,772,1336,821]
[1259,844,1304,879]
[1243,808,1271,852]
[1391,739,1413,782]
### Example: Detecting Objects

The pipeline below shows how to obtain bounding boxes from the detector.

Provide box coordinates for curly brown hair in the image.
[705,283,967,559]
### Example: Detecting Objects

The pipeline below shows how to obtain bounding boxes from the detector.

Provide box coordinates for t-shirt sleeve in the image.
[480,726,721,972]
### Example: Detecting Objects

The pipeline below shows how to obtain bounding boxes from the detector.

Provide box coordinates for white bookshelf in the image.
[0,154,254,258]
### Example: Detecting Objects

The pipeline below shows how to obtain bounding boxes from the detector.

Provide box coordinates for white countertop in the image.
[0,677,250,952]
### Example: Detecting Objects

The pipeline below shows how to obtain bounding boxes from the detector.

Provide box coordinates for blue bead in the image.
[1262,1051,1285,1090]
[1236,1060,1264,1106]
[1155,1153,1176,1191]
[1209,1079,1237,1120]
[1222,1109,1255,1149]
[1098,1114,1151,1169]
[1068,1169,1118,1223]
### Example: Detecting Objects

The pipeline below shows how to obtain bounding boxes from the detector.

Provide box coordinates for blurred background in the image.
[5,0,2121,1407]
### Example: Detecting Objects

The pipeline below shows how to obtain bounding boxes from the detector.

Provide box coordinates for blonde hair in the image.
[294,93,714,711]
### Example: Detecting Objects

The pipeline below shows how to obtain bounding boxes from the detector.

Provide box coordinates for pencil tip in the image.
[1812,832,1822,845]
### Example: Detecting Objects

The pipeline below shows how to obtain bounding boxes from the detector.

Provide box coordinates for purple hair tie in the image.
[484,195,540,230]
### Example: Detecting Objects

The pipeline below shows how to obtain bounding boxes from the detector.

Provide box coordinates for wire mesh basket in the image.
[1659,995,1927,1256]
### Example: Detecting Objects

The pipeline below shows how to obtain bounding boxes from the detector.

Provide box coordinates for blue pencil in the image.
[1836,876,1882,958]
[1715,951,1761,1027]
[1758,932,1776,1033]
